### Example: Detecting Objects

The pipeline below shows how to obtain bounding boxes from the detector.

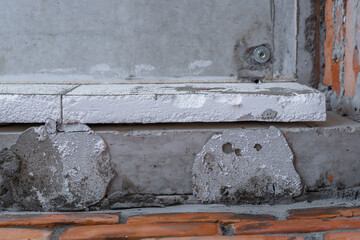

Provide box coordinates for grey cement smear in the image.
[5,120,114,211]
[192,127,303,203]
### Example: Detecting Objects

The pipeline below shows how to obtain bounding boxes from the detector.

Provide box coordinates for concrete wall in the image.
[297,0,319,87]
[322,0,360,122]
[0,0,326,86]
[0,0,298,83]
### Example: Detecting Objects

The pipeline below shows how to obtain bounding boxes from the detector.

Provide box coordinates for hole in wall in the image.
[253,143,262,151]
[253,79,263,84]
[220,186,230,196]
[234,148,242,156]
[222,142,233,154]
[262,109,277,119]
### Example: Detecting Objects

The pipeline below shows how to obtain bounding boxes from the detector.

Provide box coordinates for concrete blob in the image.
[0,149,20,208]
[192,127,303,203]
[8,119,114,211]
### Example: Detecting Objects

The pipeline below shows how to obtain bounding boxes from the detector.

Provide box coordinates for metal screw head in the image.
[253,46,270,64]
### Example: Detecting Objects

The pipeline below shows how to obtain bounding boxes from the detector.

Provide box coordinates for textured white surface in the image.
[0,95,60,123]
[63,83,326,123]
[0,84,77,95]
[0,84,76,123]
[0,83,326,123]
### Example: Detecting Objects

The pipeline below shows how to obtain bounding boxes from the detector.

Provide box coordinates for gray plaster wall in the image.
[0,0,270,80]
[99,130,210,195]
[0,0,299,83]
[297,0,317,87]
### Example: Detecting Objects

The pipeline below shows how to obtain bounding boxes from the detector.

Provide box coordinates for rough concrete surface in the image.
[0,149,19,208]
[99,130,210,195]
[192,127,303,204]
[91,112,359,201]
[325,87,360,122]
[6,120,114,211]
[286,119,360,190]
[0,112,359,209]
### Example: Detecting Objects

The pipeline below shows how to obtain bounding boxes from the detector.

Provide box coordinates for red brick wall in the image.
[323,0,360,120]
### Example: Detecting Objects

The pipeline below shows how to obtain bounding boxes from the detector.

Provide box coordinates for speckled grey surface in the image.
[192,127,303,203]
[8,120,114,211]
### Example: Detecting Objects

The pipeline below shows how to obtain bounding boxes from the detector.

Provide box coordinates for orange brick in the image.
[325,231,360,240]
[288,206,360,220]
[0,228,52,240]
[143,235,305,240]
[323,0,336,87]
[59,223,221,240]
[126,212,275,225]
[233,218,360,235]
[331,60,341,94]
[0,213,119,228]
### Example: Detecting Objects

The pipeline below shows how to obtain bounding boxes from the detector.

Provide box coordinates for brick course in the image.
[288,206,360,220]
[233,218,360,235]
[0,213,119,228]
[126,212,275,225]
[0,228,52,240]
[0,207,358,239]
[59,223,221,240]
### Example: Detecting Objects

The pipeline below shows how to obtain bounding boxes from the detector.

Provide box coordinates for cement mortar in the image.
[285,123,360,189]
[322,84,360,122]
[192,127,303,204]
[0,112,359,209]
[6,120,114,211]
[0,149,19,208]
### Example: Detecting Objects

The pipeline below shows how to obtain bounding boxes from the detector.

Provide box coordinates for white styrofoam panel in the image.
[63,83,326,123]
[0,84,77,95]
[0,84,77,123]
[0,95,61,123]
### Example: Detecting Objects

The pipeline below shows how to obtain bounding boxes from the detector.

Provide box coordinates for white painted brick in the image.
[63,83,326,123]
